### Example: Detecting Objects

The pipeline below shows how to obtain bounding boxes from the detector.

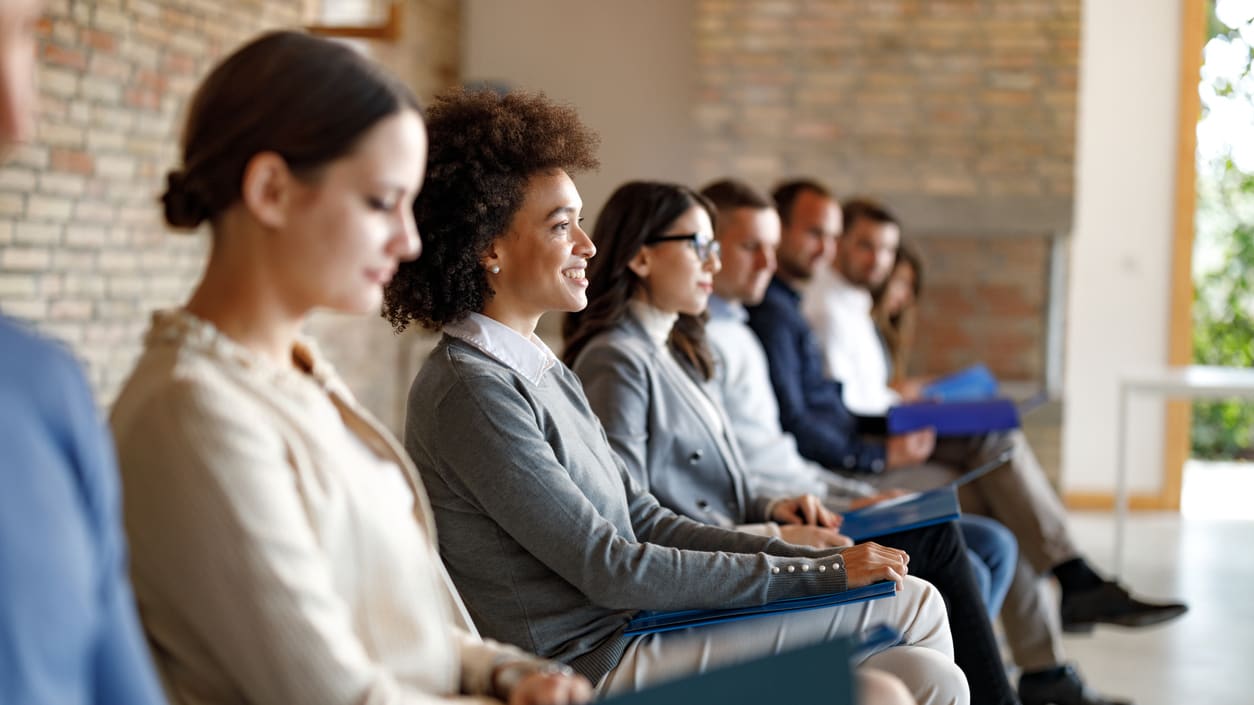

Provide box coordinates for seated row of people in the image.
[0,27,930,705]
[0,18,1187,705]
[702,179,1188,705]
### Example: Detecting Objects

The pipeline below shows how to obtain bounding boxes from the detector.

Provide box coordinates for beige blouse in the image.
[110,310,538,705]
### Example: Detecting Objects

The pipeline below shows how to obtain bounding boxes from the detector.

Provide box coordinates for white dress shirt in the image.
[705,296,875,509]
[801,266,899,415]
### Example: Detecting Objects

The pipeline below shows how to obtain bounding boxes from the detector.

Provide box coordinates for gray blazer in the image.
[572,314,774,528]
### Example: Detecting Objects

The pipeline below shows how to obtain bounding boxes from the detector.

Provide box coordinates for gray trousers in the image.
[862,430,1075,671]
[598,575,968,705]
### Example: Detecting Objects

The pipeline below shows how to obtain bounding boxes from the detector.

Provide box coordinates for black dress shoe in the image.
[1018,665,1132,705]
[1060,580,1188,633]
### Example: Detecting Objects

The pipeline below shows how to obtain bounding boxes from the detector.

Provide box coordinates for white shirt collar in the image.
[443,312,558,384]
[822,265,872,309]
[627,299,679,349]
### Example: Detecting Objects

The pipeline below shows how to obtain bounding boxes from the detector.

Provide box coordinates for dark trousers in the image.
[876,520,1017,705]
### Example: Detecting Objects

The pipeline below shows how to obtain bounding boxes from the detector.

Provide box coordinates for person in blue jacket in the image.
[0,2,167,703]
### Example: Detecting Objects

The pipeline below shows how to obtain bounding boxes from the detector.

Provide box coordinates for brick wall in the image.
[0,0,459,431]
[693,0,1079,381]
[907,235,1050,379]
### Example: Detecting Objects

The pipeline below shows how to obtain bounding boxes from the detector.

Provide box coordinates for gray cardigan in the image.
[571,313,774,528]
[404,336,850,684]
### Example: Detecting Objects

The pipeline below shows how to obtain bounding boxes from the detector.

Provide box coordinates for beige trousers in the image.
[598,575,968,705]
[863,429,1075,671]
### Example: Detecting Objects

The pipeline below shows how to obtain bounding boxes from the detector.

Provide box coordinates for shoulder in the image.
[112,346,283,461]
[570,324,654,381]
[411,337,541,419]
[0,316,88,396]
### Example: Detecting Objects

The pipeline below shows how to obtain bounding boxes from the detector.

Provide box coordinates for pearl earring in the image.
[488,264,501,274]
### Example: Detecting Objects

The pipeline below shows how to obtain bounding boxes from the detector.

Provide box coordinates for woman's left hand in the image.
[771,494,842,528]
[509,671,593,705]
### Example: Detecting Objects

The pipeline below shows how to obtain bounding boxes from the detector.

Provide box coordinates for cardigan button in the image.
[771,566,780,575]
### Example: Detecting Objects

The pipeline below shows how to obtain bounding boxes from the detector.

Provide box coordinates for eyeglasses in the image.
[644,233,721,263]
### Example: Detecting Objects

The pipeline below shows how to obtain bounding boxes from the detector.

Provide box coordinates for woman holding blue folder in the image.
[562,180,1019,705]
[388,89,966,705]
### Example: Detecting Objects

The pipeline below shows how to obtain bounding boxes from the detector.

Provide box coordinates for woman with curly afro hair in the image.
[388,89,962,705]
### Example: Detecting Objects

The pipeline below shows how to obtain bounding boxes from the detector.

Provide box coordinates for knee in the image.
[866,647,969,705]
[910,653,969,705]
[896,576,953,650]
[857,668,916,705]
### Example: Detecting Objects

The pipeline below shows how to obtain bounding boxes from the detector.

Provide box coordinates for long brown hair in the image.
[562,181,718,379]
[872,244,923,380]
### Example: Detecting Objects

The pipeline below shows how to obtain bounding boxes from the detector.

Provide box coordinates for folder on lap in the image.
[886,397,1021,436]
[622,581,897,636]
[601,633,858,704]
[837,446,1013,540]
[839,485,962,541]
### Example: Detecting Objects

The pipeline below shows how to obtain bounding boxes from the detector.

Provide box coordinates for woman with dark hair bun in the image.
[110,32,590,705]
[391,90,966,705]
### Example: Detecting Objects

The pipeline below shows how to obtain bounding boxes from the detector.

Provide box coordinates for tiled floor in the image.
[1058,501,1253,705]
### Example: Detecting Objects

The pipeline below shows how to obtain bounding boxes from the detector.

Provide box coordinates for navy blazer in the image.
[745,277,889,473]
[571,314,774,528]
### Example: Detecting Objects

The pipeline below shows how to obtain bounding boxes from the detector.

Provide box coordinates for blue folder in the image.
[601,634,856,704]
[922,364,999,402]
[623,581,897,636]
[886,397,1020,436]
[839,485,962,541]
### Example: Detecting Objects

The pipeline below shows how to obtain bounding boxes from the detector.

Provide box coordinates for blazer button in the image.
[696,500,710,510]
[688,449,703,464]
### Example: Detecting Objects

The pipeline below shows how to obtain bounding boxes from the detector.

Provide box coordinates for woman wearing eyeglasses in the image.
[562,182,852,547]
[563,181,1023,705]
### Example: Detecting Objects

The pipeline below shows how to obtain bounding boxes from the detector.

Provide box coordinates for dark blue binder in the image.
[886,397,1020,436]
[839,485,961,541]
[623,581,898,636]
[601,634,856,704]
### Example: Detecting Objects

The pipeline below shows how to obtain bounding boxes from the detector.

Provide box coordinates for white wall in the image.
[1062,0,1182,493]
[462,0,695,224]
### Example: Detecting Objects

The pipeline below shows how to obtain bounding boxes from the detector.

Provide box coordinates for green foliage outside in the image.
[1191,3,1254,459]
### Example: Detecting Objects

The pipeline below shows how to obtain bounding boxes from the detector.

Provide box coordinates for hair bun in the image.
[162,170,211,230]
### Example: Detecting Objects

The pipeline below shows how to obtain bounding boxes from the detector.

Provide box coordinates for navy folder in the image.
[623,581,898,636]
[886,397,1020,436]
[601,634,856,705]
[839,485,961,541]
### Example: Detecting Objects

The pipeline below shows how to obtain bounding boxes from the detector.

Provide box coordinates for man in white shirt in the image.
[802,199,908,414]
[705,178,1179,705]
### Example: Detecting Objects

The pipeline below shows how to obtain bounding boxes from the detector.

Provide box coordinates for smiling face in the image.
[836,214,900,289]
[712,206,780,305]
[631,204,720,316]
[276,109,427,315]
[777,189,840,283]
[485,169,595,326]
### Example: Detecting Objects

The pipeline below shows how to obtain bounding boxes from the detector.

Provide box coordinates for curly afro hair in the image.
[382,89,600,332]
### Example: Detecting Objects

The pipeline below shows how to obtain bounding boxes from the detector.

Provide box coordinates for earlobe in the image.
[482,242,503,274]
[240,152,292,229]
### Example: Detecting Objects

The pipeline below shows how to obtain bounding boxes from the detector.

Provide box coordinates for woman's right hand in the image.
[838,542,910,590]
[509,672,593,705]
[777,524,853,548]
